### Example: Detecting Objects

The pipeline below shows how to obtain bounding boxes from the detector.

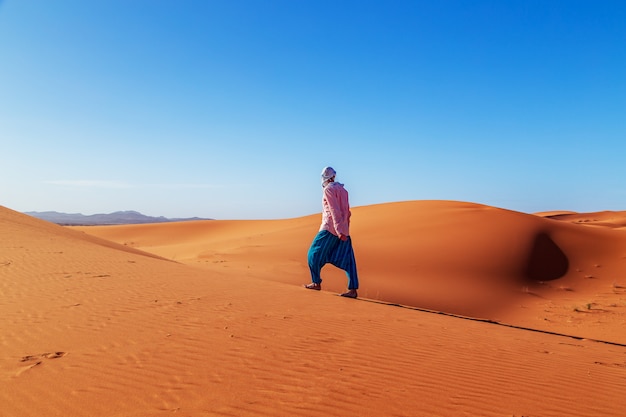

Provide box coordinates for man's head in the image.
[321,166,336,187]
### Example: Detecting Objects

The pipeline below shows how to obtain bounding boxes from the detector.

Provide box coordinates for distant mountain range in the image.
[24,210,211,226]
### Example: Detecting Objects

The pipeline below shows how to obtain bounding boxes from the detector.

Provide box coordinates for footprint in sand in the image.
[21,351,67,362]
[15,352,67,377]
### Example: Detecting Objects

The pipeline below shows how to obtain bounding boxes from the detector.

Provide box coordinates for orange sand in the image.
[3,200,626,416]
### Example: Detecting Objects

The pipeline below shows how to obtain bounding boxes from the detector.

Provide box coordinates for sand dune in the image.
[76,200,626,342]
[3,201,626,416]
[540,209,626,229]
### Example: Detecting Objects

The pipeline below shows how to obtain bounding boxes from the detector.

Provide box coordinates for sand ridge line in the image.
[351,295,626,348]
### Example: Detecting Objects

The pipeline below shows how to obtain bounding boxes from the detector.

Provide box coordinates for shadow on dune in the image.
[524,232,569,282]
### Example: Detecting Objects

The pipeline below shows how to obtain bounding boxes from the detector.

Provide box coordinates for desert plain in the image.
[2,200,626,416]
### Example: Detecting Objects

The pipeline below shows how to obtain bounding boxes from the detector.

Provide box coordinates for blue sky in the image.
[1,0,624,219]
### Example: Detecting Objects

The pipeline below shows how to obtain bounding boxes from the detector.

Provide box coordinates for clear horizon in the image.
[1,1,625,219]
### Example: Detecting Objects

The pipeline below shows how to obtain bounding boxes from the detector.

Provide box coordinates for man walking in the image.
[305,166,359,298]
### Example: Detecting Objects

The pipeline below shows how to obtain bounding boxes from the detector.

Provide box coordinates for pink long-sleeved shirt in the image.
[319,181,351,237]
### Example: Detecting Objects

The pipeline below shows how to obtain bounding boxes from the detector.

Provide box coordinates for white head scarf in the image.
[320,166,336,187]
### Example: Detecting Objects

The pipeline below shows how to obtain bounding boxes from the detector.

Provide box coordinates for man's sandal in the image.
[304,283,321,291]
[340,290,358,298]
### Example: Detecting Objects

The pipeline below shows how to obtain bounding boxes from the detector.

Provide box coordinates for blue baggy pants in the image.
[307,230,359,290]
